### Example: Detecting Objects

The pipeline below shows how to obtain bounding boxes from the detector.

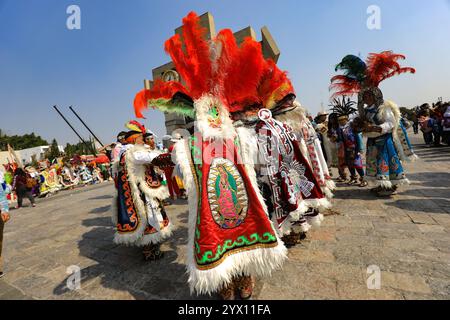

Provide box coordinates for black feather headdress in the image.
[329,96,357,118]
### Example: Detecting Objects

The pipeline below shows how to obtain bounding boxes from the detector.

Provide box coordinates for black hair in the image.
[14,168,26,176]
[117,131,127,141]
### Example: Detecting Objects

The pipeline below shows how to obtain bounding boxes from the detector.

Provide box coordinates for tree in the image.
[0,130,49,151]
[45,139,62,163]
[64,140,96,158]
[30,155,39,168]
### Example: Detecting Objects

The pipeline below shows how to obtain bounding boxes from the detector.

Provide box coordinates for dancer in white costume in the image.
[112,121,172,261]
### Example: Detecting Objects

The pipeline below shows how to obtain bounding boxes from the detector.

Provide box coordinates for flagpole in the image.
[52,105,96,155]
[69,106,104,147]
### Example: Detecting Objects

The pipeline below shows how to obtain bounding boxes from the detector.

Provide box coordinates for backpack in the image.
[26,176,37,189]
[443,116,450,129]
[420,119,433,133]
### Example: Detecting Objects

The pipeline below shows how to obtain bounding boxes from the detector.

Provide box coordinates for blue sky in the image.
[1,0,449,145]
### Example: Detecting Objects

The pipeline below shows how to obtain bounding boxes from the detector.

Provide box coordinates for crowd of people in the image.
[0,156,112,210]
[108,12,420,300]
[407,101,450,147]
[0,11,431,297]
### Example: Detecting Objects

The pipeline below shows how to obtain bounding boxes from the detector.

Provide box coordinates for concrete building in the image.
[0,145,65,168]
[142,12,281,136]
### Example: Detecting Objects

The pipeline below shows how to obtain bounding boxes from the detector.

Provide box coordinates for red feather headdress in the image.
[365,51,416,88]
[330,51,415,97]
[134,12,294,118]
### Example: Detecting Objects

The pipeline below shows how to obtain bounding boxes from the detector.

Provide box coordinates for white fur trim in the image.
[321,186,334,199]
[113,147,151,246]
[307,214,323,228]
[188,241,287,295]
[366,177,393,189]
[391,178,410,186]
[194,94,236,141]
[326,179,336,191]
[304,197,332,211]
[273,103,306,135]
[296,221,311,233]
[176,132,288,295]
[136,221,174,246]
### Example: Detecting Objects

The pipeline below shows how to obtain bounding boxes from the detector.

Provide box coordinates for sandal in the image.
[359,180,368,187]
[219,282,236,300]
[237,276,255,300]
[142,244,164,261]
[281,234,298,248]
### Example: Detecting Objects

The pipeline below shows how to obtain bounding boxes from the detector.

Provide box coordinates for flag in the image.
[7,144,23,168]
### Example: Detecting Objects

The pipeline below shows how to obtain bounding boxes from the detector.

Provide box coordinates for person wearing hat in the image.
[314,111,329,126]
[330,97,367,186]
[331,51,415,196]
[112,121,172,261]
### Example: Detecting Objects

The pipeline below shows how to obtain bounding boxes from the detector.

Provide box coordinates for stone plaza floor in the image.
[0,133,449,300]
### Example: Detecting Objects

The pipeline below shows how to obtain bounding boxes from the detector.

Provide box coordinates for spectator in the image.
[12,168,36,208]
[418,111,435,147]
[0,171,11,278]
[442,102,450,145]
[431,104,443,147]
[411,111,419,134]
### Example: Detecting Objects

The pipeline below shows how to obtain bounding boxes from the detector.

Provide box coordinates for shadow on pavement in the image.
[87,195,114,201]
[52,201,214,300]
[89,205,112,214]
[385,198,450,214]
[406,172,450,188]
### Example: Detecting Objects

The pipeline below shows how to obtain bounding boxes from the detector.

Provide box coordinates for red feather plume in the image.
[257,60,294,108]
[134,79,188,118]
[134,11,295,117]
[217,34,267,112]
[164,11,212,99]
[366,51,416,87]
[329,75,361,97]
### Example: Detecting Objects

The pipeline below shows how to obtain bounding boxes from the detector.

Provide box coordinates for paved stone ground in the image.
[0,132,449,300]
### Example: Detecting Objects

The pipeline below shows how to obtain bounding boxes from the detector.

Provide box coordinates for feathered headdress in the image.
[330,51,415,97]
[329,96,357,118]
[133,12,294,118]
[125,120,146,134]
